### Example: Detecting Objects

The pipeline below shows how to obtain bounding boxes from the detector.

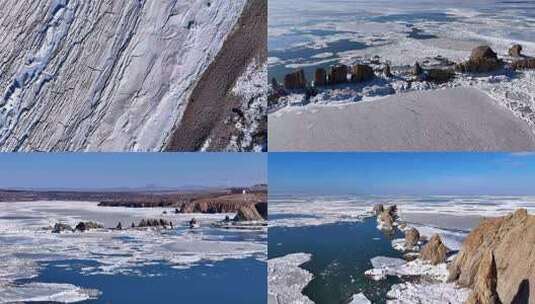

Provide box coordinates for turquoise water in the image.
[23,258,266,304]
[269,217,404,304]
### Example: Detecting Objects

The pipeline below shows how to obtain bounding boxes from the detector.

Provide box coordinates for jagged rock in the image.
[405,228,420,248]
[471,46,498,61]
[75,221,104,232]
[456,46,502,73]
[137,218,171,228]
[466,250,502,304]
[174,208,180,214]
[509,44,523,57]
[0,0,264,152]
[448,209,535,304]
[255,202,268,219]
[315,68,327,86]
[116,222,122,230]
[378,211,395,231]
[284,69,307,90]
[426,68,455,83]
[234,205,264,221]
[386,205,398,219]
[420,234,449,265]
[373,204,385,216]
[328,65,349,84]
[351,64,375,82]
[384,64,393,78]
[52,223,73,233]
[512,58,535,70]
[413,62,423,75]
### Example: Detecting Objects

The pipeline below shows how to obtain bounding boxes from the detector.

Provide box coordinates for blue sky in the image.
[269,153,535,195]
[0,153,266,190]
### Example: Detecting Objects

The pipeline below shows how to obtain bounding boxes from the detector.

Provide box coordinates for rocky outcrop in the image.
[448,209,535,304]
[255,202,268,219]
[509,44,523,57]
[512,58,535,70]
[413,62,423,75]
[284,69,307,90]
[137,218,172,228]
[455,46,503,73]
[378,211,395,231]
[52,223,73,233]
[0,0,257,152]
[233,205,264,221]
[420,234,449,265]
[179,200,253,214]
[329,65,349,84]
[75,221,103,232]
[373,204,385,216]
[315,68,327,86]
[466,251,502,304]
[426,69,455,83]
[351,64,375,83]
[405,228,420,248]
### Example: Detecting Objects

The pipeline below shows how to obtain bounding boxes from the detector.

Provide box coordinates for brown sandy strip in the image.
[165,0,267,151]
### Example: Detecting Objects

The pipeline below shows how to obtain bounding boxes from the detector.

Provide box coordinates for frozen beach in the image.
[0,201,267,303]
[268,0,535,150]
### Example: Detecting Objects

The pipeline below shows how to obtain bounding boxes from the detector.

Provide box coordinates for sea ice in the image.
[386,281,470,304]
[268,253,314,304]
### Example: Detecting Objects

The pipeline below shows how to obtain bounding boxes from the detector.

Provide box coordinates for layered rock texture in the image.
[420,234,449,265]
[449,209,535,304]
[0,0,266,151]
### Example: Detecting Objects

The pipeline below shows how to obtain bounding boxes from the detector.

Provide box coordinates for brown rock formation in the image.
[509,44,523,57]
[284,69,307,90]
[137,218,171,228]
[379,211,394,230]
[456,46,503,73]
[373,204,385,216]
[75,221,104,232]
[427,68,455,83]
[448,209,535,304]
[512,58,535,70]
[405,228,420,248]
[233,205,264,221]
[179,193,266,214]
[315,68,327,86]
[420,234,449,265]
[466,250,502,304]
[351,64,375,82]
[413,62,423,75]
[329,65,349,84]
[52,223,73,233]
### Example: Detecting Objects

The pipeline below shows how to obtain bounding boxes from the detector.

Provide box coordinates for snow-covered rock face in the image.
[0,0,265,151]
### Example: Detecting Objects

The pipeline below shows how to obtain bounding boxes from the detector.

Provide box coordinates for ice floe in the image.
[386,282,470,304]
[268,253,314,304]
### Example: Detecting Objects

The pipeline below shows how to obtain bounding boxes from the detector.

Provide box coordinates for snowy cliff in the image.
[0,0,266,151]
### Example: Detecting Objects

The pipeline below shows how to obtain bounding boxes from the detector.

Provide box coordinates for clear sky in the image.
[269,153,535,195]
[0,153,266,190]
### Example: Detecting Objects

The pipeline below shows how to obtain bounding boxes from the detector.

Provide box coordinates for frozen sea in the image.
[0,201,267,303]
[268,194,535,303]
[269,0,535,132]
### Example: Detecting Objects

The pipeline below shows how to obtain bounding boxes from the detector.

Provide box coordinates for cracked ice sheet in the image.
[0,282,100,304]
[0,201,266,301]
[366,257,450,282]
[269,196,373,228]
[386,282,470,304]
[268,253,314,304]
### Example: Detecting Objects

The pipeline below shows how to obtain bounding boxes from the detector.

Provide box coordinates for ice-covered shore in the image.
[268,253,314,304]
[0,201,266,303]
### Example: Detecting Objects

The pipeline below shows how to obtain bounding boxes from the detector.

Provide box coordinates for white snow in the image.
[348,293,371,304]
[0,283,100,304]
[386,282,470,304]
